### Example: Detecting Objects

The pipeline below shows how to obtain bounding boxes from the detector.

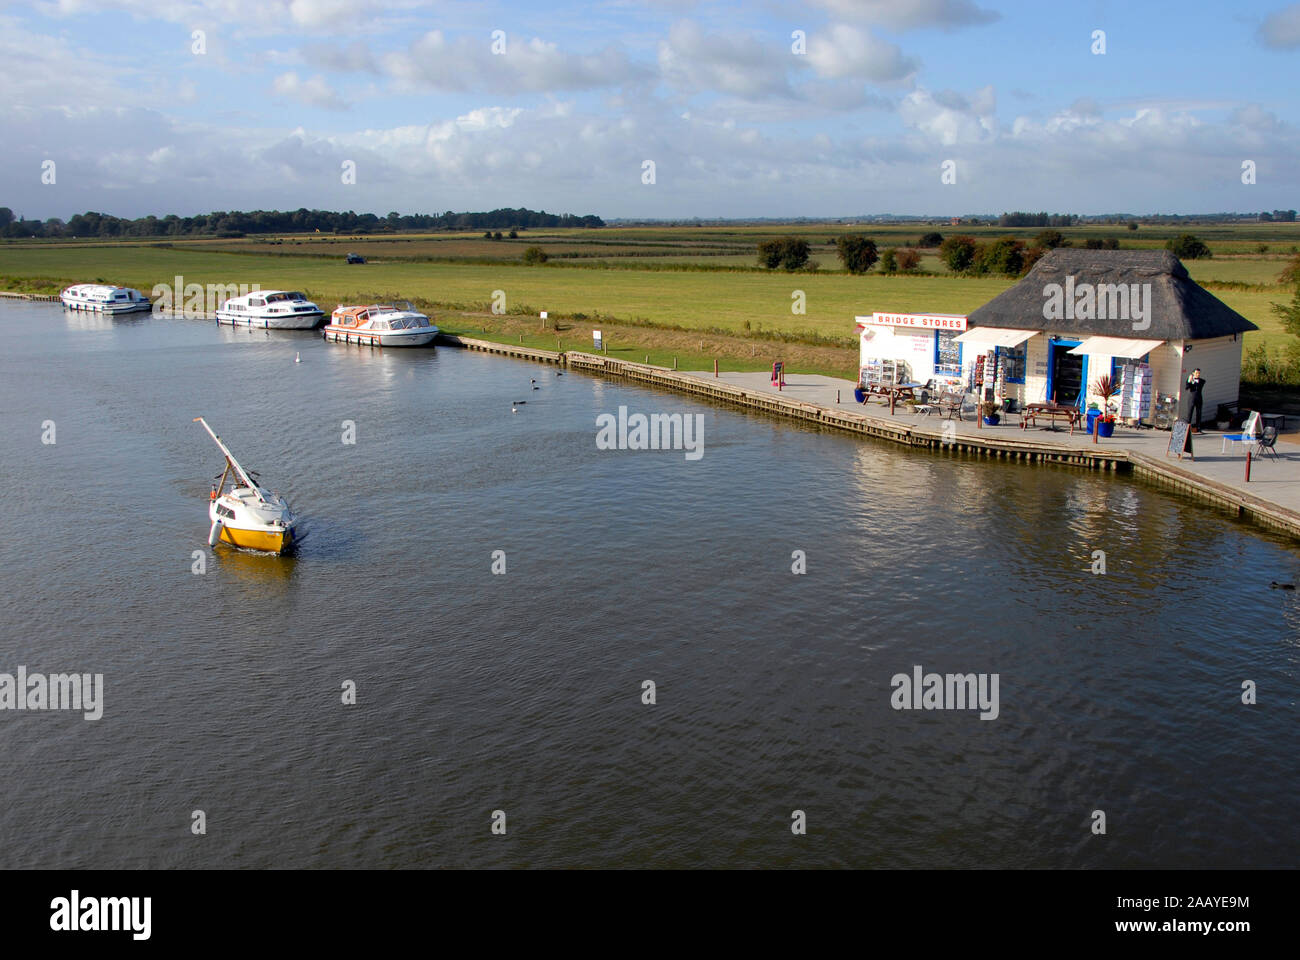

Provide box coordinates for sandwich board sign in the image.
[1166,419,1194,460]
[593,329,603,351]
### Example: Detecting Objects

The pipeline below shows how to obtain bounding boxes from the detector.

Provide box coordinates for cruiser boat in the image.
[60,284,151,313]
[323,301,438,347]
[215,290,324,329]
[194,417,297,554]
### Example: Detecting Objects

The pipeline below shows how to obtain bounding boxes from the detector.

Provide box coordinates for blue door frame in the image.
[1045,337,1088,409]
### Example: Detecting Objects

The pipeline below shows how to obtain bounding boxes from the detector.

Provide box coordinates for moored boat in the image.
[323,301,438,347]
[215,290,324,329]
[193,417,298,554]
[60,284,151,313]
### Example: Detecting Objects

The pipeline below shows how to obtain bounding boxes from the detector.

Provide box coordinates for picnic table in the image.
[1021,402,1081,433]
[859,382,923,415]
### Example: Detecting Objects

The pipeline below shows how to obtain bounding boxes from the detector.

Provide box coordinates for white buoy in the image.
[295,352,301,363]
[208,520,223,546]
[512,405,518,413]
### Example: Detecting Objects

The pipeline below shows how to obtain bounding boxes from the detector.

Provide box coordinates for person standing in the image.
[1185,368,1206,432]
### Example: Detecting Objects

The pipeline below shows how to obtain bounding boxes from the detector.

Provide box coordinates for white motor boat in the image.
[194,417,298,554]
[215,290,324,329]
[60,284,151,313]
[323,301,438,347]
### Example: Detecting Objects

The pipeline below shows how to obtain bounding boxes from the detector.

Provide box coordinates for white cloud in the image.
[806,24,918,82]
[899,85,996,144]
[810,0,999,31]
[657,20,796,99]
[383,30,650,94]
[271,71,348,110]
[1257,3,1300,48]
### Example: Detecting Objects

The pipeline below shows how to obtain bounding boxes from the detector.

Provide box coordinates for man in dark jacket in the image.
[1185,368,1206,431]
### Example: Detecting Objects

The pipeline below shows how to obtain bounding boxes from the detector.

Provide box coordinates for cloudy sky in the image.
[2,0,1298,220]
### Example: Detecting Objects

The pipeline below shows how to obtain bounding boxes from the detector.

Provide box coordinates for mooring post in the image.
[1245,450,1252,482]
[837,390,841,404]
[673,356,678,370]
[1093,417,1098,444]
[714,359,718,378]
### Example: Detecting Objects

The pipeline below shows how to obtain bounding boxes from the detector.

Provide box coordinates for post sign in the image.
[593,329,603,350]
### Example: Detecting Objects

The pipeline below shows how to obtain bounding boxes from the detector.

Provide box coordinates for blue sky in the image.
[1,0,1298,220]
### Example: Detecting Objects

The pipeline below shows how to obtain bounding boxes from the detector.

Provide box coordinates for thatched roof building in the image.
[968,249,1257,339]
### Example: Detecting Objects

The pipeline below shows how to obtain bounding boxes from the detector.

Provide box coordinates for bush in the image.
[919,231,943,247]
[1033,229,1066,249]
[493,231,503,240]
[522,246,548,264]
[897,248,921,272]
[483,231,492,239]
[1102,238,1119,250]
[879,248,898,274]
[1020,246,1047,273]
[1278,253,1300,284]
[1127,222,1139,231]
[509,229,518,239]
[1166,233,1212,259]
[939,235,977,272]
[836,234,878,274]
[1084,238,1103,249]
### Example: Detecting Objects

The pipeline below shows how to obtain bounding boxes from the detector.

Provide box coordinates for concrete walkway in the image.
[688,370,1300,516]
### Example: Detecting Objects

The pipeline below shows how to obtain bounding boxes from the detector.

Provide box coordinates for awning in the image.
[952,326,1036,348]
[1066,336,1165,358]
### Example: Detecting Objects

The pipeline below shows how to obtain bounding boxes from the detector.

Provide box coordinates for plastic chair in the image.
[1254,425,1280,461]
[1222,411,1261,454]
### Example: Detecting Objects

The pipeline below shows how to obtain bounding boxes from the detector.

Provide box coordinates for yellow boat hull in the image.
[218,525,294,554]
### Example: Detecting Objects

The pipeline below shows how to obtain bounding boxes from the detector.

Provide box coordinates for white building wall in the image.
[1179,335,1246,421]
[858,325,940,384]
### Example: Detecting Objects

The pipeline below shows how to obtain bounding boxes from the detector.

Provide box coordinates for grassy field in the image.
[3,222,1297,380]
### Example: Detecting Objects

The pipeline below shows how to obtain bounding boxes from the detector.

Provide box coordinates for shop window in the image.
[934,330,963,376]
[998,343,1027,383]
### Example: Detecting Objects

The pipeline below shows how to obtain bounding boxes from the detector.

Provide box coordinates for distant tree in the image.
[1033,229,1066,249]
[493,231,503,240]
[939,235,977,272]
[757,239,784,269]
[522,245,548,264]
[1102,238,1119,250]
[919,231,944,247]
[0,207,13,228]
[972,236,1025,276]
[1166,233,1212,259]
[508,228,518,238]
[483,230,492,239]
[1084,238,1103,249]
[758,237,810,271]
[836,234,878,274]
[1279,253,1300,284]
[779,237,810,270]
[879,248,898,274]
[897,248,922,272]
[1127,222,1139,231]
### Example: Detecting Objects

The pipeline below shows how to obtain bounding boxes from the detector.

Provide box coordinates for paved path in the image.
[688,370,1300,515]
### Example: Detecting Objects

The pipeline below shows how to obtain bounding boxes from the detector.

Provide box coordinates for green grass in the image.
[3,227,1297,379]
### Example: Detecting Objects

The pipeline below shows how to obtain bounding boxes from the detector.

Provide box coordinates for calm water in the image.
[1,300,1298,869]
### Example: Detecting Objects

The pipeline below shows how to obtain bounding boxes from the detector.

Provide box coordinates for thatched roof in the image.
[968,249,1257,340]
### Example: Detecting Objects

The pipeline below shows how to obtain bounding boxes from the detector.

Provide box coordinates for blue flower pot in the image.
[1097,420,1115,438]
[982,414,1000,426]
[853,387,866,404]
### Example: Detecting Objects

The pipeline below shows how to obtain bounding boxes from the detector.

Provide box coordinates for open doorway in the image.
[1048,340,1087,408]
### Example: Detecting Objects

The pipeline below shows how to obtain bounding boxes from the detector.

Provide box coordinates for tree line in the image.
[757,228,1217,276]
[0,206,604,239]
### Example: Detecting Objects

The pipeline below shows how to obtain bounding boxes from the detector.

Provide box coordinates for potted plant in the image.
[1089,373,1121,434]
[979,400,1001,426]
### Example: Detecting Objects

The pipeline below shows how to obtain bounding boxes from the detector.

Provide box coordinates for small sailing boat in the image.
[193,417,297,554]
